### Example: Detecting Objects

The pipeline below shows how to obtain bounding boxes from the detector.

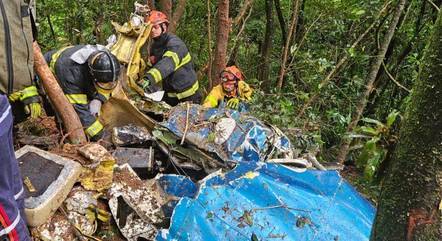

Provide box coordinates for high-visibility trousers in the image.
[0,95,30,241]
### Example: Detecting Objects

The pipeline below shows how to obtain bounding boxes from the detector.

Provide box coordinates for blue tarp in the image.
[161,104,293,164]
[156,162,375,241]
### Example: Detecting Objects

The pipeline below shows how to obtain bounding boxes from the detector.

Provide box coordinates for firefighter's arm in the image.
[238,81,253,101]
[8,85,43,118]
[142,45,187,87]
[203,85,224,108]
[71,102,104,140]
[91,83,115,116]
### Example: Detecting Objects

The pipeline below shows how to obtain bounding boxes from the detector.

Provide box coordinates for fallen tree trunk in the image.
[33,42,87,144]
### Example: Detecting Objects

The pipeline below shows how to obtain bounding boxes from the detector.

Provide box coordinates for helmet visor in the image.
[220,71,237,82]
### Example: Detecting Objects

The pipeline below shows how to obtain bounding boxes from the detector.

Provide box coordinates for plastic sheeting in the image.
[156,162,375,241]
[161,104,293,163]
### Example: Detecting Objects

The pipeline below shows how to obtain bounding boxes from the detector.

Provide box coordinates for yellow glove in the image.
[9,86,43,118]
[24,102,43,118]
[226,98,240,109]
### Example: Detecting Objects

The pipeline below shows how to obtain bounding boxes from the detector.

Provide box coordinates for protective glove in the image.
[24,102,43,118]
[226,98,240,109]
[137,76,161,93]
[137,77,151,91]
[89,99,102,116]
[9,85,43,118]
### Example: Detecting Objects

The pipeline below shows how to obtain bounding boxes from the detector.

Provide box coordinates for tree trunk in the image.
[206,0,213,88]
[366,0,427,118]
[276,0,301,90]
[370,10,442,241]
[274,0,287,45]
[258,0,274,88]
[33,42,87,144]
[93,14,104,44]
[210,0,230,88]
[169,0,187,33]
[336,0,406,164]
[159,0,172,19]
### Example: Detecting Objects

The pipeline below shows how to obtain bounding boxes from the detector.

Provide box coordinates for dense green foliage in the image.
[36,0,440,198]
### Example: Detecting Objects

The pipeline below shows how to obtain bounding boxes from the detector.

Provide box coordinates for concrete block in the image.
[16,145,82,227]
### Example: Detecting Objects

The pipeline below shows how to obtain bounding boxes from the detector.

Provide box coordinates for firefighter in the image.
[0,0,42,123]
[0,0,34,240]
[138,10,201,106]
[44,45,121,140]
[203,65,253,111]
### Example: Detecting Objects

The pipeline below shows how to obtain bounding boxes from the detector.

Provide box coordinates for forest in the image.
[11,0,442,240]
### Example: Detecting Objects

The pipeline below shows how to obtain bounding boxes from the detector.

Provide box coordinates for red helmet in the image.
[220,65,244,82]
[147,10,169,25]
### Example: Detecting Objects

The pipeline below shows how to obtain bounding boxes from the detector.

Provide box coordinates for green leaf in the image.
[206,211,214,220]
[362,118,385,128]
[386,110,400,127]
[240,210,253,227]
[290,45,298,55]
[348,47,356,57]
[360,126,379,136]
[354,10,366,16]
[356,137,381,168]
[363,148,385,181]
[152,129,177,145]
[208,132,216,142]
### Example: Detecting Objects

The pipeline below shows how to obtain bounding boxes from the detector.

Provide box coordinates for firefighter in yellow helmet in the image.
[203,65,253,111]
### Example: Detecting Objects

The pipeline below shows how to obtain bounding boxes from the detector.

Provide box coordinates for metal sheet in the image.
[161,104,293,164]
[156,162,375,241]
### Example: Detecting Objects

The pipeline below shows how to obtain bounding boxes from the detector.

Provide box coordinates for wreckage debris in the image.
[16,145,81,227]
[113,147,156,179]
[78,143,116,191]
[157,162,376,241]
[32,186,113,241]
[108,164,170,241]
[112,124,152,146]
[32,210,77,241]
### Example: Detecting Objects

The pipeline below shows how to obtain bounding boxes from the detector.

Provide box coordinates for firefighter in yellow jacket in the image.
[203,65,252,111]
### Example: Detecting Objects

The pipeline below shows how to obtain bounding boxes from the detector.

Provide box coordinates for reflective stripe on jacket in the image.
[203,81,253,108]
[147,33,198,100]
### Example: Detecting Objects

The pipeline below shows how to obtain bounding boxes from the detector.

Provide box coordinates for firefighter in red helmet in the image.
[203,65,253,110]
[138,10,201,106]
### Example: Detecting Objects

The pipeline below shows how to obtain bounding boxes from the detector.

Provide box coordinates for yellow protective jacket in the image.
[203,81,253,108]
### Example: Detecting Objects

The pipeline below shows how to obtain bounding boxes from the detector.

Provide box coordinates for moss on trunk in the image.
[370,11,442,241]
